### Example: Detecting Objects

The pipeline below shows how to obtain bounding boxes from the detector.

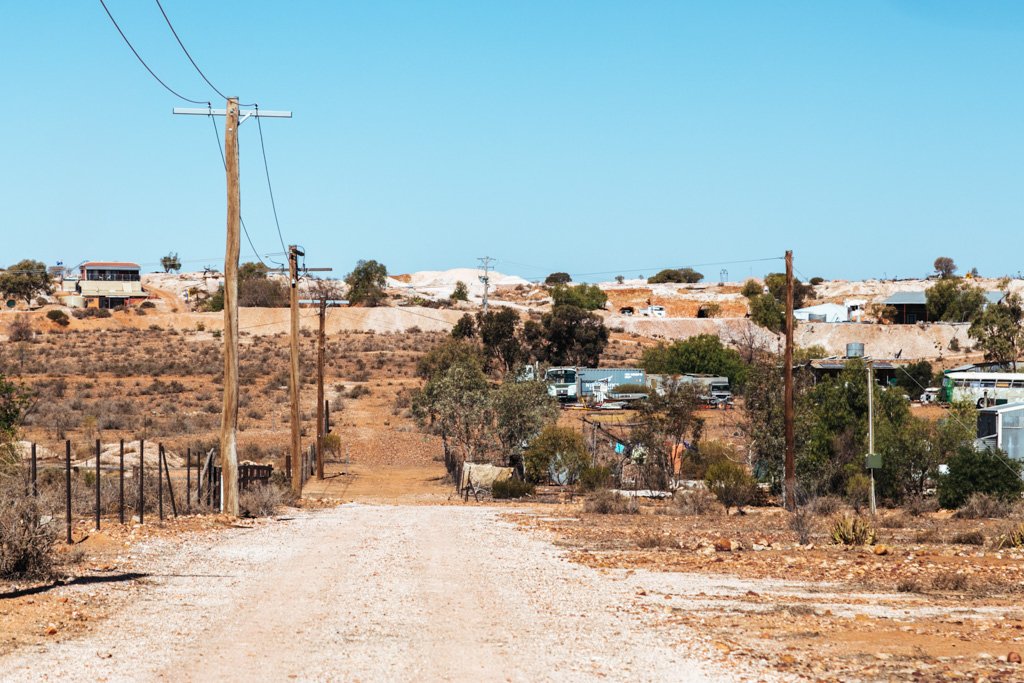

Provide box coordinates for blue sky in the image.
[3,1,1023,282]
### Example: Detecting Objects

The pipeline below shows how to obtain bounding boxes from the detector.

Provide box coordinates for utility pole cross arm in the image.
[172,107,292,124]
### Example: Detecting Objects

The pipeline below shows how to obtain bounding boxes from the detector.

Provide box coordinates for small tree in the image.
[893,360,934,400]
[704,460,755,514]
[934,256,957,279]
[640,334,747,387]
[764,273,812,309]
[476,308,523,373]
[740,279,762,298]
[926,278,986,322]
[648,268,703,284]
[545,272,572,285]
[161,252,182,273]
[0,260,53,305]
[492,380,559,473]
[969,292,1024,371]
[345,259,388,307]
[748,293,784,332]
[938,446,1024,509]
[524,425,589,484]
[550,283,607,311]
[451,314,476,339]
[450,280,469,302]
[523,305,609,367]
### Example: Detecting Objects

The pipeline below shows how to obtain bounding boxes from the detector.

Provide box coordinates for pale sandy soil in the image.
[0,505,777,682]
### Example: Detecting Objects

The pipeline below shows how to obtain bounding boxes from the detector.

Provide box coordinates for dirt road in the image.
[0,505,768,682]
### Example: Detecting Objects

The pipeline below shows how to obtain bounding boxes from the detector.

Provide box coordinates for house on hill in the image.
[71,262,148,309]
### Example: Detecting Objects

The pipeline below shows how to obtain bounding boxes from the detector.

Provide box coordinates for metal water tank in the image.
[846,342,865,358]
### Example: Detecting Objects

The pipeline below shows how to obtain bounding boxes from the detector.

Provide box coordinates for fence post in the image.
[139,439,144,525]
[186,447,191,512]
[158,444,164,522]
[65,440,72,544]
[163,448,178,518]
[30,443,37,497]
[119,439,125,524]
[95,438,101,531]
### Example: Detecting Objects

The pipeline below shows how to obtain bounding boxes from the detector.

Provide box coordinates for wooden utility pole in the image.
[289,245,303,497]
[220,97,242,517]
[316,294,327,480]
[783,250,796,511]
[173,101,292,517]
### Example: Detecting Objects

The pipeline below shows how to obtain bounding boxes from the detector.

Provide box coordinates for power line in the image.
[208,112,271,267]
[567,256,784,280]
[255,108,289,255]
[98,0,209,105]
[153,0,254,106]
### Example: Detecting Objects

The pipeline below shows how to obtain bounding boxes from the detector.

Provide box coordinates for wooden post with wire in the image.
[289,245,303,497]
[173,101,292,517]
[783,249,796,511]
[316,294,327,480]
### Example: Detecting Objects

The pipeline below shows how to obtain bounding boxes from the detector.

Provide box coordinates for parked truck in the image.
[544,367,647,403]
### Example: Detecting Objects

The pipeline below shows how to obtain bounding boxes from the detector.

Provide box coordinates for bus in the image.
[942,371,1024,407]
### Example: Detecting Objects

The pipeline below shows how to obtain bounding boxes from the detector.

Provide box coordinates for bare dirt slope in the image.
[0,506,769,683]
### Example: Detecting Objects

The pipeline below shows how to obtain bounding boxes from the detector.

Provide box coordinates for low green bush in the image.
[45,309,69,326]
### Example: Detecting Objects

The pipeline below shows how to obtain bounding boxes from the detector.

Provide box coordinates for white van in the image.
[639,305,666,318]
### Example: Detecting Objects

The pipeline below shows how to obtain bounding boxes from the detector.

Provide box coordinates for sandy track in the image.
[0,505,771,682]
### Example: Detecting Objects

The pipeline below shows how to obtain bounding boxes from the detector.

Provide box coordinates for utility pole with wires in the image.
[783,250,796,512]
[316,293,327,481]
[288,246,302,496]
[866,359,879,516]
[478,256,495,312]
[282,247,332,495]
[173,102,291,516]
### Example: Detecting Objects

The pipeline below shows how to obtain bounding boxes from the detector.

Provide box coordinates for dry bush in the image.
[904,495,939,517]
[932,571,970,592]
[914,527,941,544]
[808,495,843,516]
[0,474,58,579]
[584,489,638,515]
[955,493,1014,519]
[239,483,288,518]
[636,532,677,549]
[877,513,908,529]
[671,488,723,516]
[789,508,815,545]
[950,530,985,546]
[896,578,923,593]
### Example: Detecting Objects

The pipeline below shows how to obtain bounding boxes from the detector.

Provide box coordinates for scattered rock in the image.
[714,538,733,552]
[1009,651,1022,664]
[873,545,890,556]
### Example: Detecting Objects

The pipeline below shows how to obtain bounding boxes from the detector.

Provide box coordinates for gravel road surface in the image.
[1,505,773,682]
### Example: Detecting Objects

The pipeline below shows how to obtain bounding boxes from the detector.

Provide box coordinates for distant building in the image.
[74,262,147,309]
[881,291,1003,324]
[977,402,1024,461]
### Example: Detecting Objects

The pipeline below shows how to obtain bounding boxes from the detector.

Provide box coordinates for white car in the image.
[639,305,666,318]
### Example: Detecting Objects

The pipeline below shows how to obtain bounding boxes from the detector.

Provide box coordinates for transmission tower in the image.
[478,256,495,312]
[720,268,728,284]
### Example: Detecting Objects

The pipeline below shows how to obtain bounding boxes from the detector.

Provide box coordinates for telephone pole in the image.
[289,246,303,497]
[316,293,327,480]
[478,256,494,312]
[783,250,796,512]
[173,101,292,517]
[867,360,878,516]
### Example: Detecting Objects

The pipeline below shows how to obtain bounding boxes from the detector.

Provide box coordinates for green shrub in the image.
[740,279,762,298]
[524,426,589,484]
[704,460,755,514]
[45,309,69,326]
[938,446,1024,510]
[829,515,877,546]
[492,478,535,499]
